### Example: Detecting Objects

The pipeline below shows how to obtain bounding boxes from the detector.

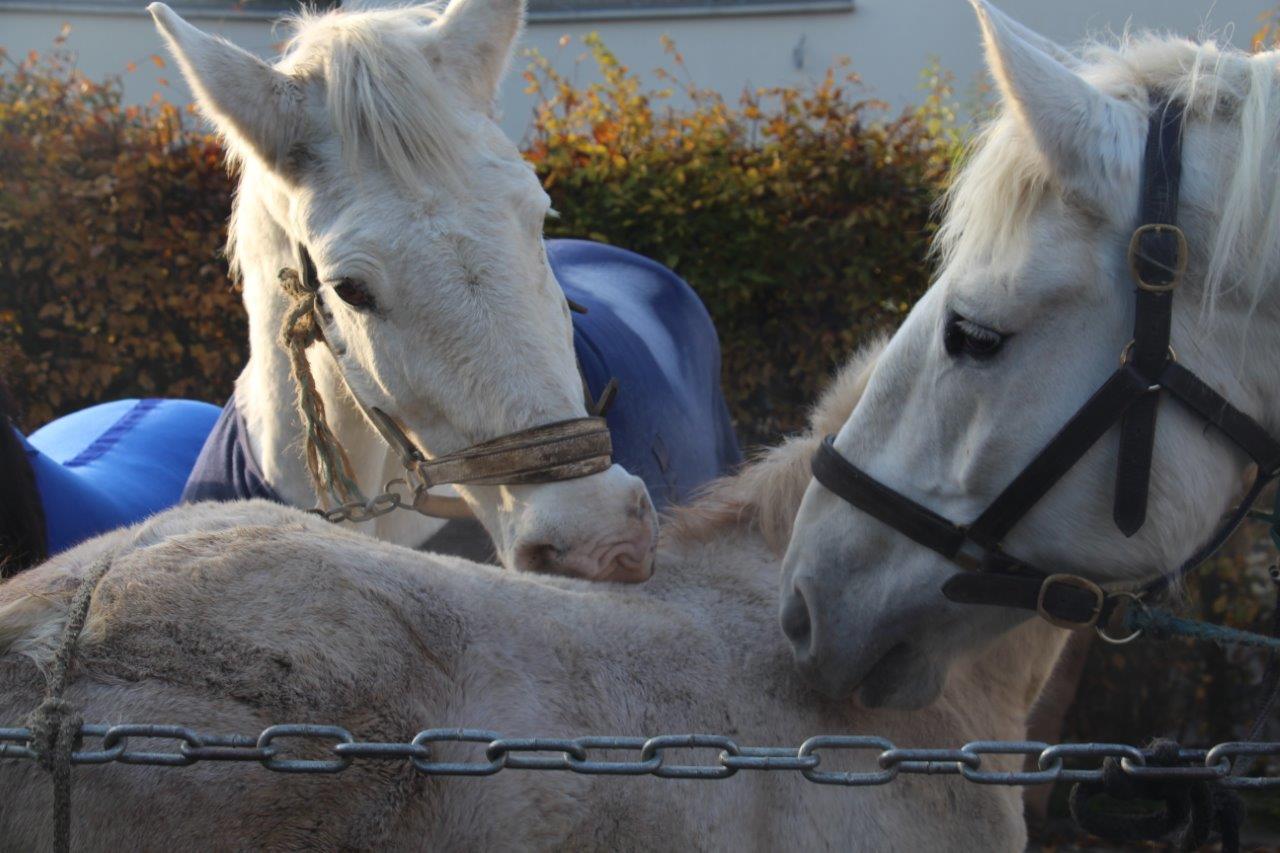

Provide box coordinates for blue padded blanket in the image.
[185,239,741,510]
[21,398,221,555]
[553,239,741,507]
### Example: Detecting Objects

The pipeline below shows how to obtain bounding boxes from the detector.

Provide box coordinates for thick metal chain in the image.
[2,725,1279,789]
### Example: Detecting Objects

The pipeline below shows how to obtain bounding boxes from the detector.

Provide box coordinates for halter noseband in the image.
[279,243,615,522]
[811,99,1280,636]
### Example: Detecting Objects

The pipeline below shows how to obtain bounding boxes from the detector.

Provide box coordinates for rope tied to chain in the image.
[24,551,115,853]
[1068,739,1242,852]
[279,267,366,510]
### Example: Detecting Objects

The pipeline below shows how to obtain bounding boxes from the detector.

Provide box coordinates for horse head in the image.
[781,0,1280,707]
[150,1,657,582]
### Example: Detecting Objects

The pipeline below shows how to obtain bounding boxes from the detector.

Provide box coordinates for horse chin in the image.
[855,643,947,710]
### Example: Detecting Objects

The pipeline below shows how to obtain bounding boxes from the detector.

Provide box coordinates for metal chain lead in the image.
[2,725,1279,789]
[313,478,415,524]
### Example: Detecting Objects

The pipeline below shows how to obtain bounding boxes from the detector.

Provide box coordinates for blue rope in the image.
[1131,487,1280,649]
[1126,605,1280,651]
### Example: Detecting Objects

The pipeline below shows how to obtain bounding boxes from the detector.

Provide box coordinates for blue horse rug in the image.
[184,239,741,511]
[19,399,221,555]
[554,239,741,507]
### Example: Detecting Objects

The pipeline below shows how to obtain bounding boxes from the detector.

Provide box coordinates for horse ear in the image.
[433,0,524,107]
[148,3,305,171]
[970,0,1139,213]
[977,1,1080,69]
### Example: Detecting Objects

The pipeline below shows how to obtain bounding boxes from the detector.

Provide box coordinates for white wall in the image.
[0,0,1270,141]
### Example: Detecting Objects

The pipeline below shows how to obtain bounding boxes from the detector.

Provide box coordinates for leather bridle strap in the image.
[812,436,1119,627]
[1158,362,1280,473]
[1113,99,1186,536]
[810,363,1155,564]
[965,365,1154,550]
[415,417,613,488]
[810,436,967,560]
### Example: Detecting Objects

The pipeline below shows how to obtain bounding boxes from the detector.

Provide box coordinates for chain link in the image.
[313,479,414,524]
[3,723,1278,788]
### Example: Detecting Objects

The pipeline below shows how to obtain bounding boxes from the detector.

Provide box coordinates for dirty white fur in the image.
[782,0,1280,708]
[148,2,657,578]
[0,339,1062,850]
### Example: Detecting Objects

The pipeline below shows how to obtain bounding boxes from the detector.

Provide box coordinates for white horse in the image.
[782,0,1280,709]
[0,338,1060,850]
[149,1,657,580]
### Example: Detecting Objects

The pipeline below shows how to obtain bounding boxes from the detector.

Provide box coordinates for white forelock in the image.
[279,4,466,190]
[937,32,1280,320]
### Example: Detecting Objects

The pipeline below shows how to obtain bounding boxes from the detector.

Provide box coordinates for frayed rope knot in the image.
[26,697,82,771]
[24,550,115,853]
[26,697,82,853]
[277,266,365,509]
[1069,739,1243,852]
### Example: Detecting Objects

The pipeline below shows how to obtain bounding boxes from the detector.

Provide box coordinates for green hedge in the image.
[0,44,241,432]
[526,36,958,440]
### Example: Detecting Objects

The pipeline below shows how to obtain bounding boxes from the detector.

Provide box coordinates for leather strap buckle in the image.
[1036,574,1106,629]
[1128,223,1188,292]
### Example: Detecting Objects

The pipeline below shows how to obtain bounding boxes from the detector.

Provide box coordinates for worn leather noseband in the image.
[811,98,1280,633]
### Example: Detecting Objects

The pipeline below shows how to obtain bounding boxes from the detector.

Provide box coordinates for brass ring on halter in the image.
[1119,340,1177,368]
[1119,341,1178,391]
[1096,591,1146,645]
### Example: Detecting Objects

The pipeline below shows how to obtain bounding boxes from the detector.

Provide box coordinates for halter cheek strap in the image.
[810,97,1280,634]
[1113,99,1186,536]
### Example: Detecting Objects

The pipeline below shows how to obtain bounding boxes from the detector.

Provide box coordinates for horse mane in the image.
[937,32,1280,318]
[275,4,466,189]
[0,379,47,577]
[666,335,886,554]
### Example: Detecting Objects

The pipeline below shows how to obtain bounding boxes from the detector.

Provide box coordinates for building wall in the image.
[0,0,1270,141]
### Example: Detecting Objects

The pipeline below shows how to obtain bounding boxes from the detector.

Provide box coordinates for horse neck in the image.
[657,522,1066,751]
[952,619,1071,737]
[230,179,437,544]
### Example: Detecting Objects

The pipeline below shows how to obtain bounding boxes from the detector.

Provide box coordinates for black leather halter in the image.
[811,99,1280,633]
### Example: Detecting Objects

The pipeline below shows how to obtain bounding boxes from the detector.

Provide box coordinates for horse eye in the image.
[332,278,376,310]
[944,313,1006,360]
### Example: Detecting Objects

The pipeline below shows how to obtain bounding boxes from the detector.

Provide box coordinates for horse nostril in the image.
[780,586,813,651]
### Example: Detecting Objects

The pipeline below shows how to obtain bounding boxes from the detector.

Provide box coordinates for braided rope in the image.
[278,269,366,509]
[25,551,115,853]
[1124,605,1280,651]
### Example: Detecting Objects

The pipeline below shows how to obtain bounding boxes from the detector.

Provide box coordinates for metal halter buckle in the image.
[1127,223,1188,292]
[1036,574,1106,630]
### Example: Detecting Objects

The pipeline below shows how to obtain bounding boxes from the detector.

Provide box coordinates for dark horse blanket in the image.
[182,239,741,511]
